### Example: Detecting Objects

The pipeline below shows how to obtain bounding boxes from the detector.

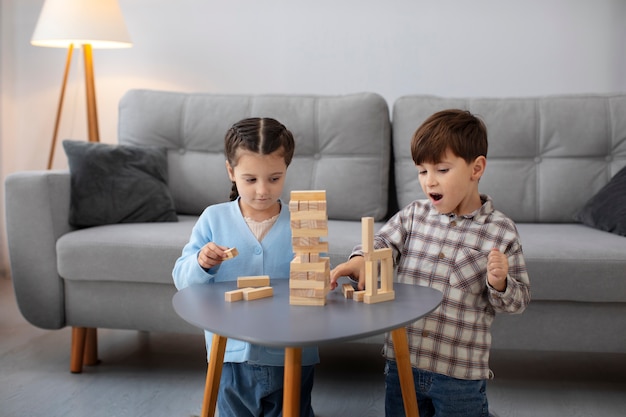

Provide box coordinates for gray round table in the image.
[173,279,442,417]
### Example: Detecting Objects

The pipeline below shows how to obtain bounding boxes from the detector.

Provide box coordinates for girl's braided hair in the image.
[224,117,295,201]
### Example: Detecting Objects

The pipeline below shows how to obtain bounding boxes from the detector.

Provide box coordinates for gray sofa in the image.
[5,90,626,373]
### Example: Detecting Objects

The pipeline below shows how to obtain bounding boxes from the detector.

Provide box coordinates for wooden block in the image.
[307,271,329,281]
[290,280,328,290]
[237,275,270,288]
[292,240,329,254]
[353,290,366,302]
[342,283,354,299]
[225,288,245,302]
[292,237,320,247]
[293,219,328,230]
[290,259,329,273]
[380,257,394,293]
[364,290,395,304]
[362,217,375,253]
[294,253,310,263]
[289,270,309,280]
[224,247,239,259]
[290,288,328,298]
[290,295,327,306]
[290,210,328,221]
[291,227,329,238]
[364,260,378,296]
[289,200,300,212]
[243,286,273,301]
[366,247,392,261]
[307,201,327,211]
[290,190,327,201]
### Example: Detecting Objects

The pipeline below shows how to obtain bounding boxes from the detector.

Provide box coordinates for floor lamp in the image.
[31,0,132,169]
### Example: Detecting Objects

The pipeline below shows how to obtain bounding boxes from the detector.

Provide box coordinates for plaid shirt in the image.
[353,195,530,380]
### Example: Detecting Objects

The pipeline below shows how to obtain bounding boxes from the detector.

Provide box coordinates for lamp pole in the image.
[83,44,100,143]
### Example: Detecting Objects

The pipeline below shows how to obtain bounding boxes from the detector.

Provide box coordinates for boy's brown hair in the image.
[411,109,488,165]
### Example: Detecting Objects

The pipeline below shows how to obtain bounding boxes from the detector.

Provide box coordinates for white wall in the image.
[1,0,625,274]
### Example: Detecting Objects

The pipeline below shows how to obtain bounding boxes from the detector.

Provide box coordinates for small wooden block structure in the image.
[289,190,331,306]
[237,275,270,288]
[361,217,395,304]
[353,290,366,302]
[224,247,239,259]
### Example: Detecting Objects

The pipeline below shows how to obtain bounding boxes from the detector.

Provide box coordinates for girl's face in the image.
[226,149,288,220]
[416,148,485,216]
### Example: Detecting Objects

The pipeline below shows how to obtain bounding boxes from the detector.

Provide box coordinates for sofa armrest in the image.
[5,170,73,329]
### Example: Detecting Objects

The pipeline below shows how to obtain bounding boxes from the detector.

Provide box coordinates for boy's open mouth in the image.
[430,193,443,201]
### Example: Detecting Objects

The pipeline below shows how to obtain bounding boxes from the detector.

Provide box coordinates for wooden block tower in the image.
[362,217,395,304]
[289,190,331,306]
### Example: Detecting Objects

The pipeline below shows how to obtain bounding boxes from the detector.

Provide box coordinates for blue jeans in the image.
[384,360,489,417]
[218,362,315,417]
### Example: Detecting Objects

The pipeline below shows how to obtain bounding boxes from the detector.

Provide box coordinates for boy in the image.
[330,109,530,417]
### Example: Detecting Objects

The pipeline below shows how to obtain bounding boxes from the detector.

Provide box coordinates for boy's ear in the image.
[471,156,486,181]
[225,160,235,181]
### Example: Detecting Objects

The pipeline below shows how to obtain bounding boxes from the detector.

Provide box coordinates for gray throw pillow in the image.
[574,166,626,237]
[63,140,178,228]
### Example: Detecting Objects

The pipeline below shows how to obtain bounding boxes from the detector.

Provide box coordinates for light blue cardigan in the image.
[173,199,319,366]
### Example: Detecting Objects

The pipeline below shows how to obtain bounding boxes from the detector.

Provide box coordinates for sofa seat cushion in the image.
[517,224,626,303]
[57,215,379,287]
[57,215,197,285]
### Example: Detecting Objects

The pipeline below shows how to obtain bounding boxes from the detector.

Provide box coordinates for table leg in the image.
[391,327,419,417]
[283,347,302,417]
[201,334,227,417]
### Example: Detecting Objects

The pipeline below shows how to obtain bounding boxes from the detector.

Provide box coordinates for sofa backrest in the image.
[118,89,391,221]
[392,95,626,223]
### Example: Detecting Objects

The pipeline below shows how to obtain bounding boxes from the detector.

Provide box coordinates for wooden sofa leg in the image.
[70,327,99,373]
[83,328,99,366]
[70,327,86,373]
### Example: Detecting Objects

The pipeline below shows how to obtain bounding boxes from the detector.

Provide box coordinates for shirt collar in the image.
[427,194,494,224]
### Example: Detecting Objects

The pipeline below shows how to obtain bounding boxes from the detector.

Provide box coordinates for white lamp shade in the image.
[31,0,132,48]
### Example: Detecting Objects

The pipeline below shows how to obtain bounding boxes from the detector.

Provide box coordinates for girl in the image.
[173,117,318,417]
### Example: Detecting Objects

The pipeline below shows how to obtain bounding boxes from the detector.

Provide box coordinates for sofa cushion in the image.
[574,166,626,236]
[63,140,178,227]
[57,215,197,285]
[56,214,374,286]
[516,224,626,303]
[118,90,391,221]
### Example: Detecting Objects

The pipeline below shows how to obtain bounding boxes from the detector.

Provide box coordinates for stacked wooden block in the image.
[289,190,331,306]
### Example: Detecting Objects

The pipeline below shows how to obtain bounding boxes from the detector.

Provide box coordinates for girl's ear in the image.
[471,156,486,181]
[225,160,236,181]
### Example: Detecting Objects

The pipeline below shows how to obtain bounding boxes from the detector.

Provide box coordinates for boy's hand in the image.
[197,242,229,269]
[487,248,508,292]
[330,256,365,290]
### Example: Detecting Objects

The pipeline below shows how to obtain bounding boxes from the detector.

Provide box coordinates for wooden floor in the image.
[1,277,625,417]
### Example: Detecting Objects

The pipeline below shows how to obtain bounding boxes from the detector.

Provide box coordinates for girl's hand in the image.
[487,248,508,292]
[197,242,229,269]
